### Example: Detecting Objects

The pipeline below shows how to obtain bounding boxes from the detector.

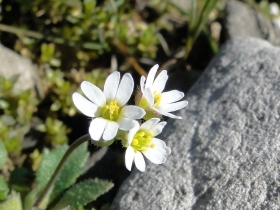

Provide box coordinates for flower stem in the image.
[33,134,90,207]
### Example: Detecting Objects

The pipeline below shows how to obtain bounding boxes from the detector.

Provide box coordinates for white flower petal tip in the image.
[72,72,139,141]
[135,152,146,172]
[103,71,120,102]
[81,81,106,107]
[125,146,137,171]
[125,118,171,172]
[72,93,98,117]
[138,64,188,120]
[115,73,134,106]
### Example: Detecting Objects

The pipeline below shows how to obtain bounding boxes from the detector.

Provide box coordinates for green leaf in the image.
[0,141,8,169]
[24,146,67,209]
[24,185,41,210]
[0,176,9,200]
[40,43,55,62]
[184,0,220,59]
[84,0,96,16]
[52,179,114,210]
[36,146,68,187]
[24,141,89,209]
[82,42,103,50]
[0,191,22,210]
[49,141,89,202]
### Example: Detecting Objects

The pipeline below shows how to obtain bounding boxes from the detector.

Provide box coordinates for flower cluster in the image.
[72,64,188,172]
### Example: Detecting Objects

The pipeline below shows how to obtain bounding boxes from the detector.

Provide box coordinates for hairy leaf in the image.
[36,145,68,187]
[52,179,113,210]
[24,145,67,209]
[50,141,89,202]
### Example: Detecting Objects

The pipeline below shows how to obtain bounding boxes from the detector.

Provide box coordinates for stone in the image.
[0,44,43,97]
[111,37,280,209]
[224,0,280,46]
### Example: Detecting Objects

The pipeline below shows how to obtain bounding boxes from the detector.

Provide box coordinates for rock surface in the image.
[111,37,280,209]
[225,0,280,46]
[0,44,43,97]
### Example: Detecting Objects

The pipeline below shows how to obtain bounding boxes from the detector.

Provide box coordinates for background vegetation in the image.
[0,0,276,209]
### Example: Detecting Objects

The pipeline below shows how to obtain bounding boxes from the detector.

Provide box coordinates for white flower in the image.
[125,118,171,172]
[136,64,188,119]
[72,72,145,141]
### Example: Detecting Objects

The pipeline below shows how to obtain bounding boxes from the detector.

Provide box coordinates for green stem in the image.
[33,134,90,207]
[184,36,194,59]
[184,0,220,59]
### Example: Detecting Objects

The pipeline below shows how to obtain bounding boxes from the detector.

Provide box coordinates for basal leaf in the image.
[24,145,67,209]
[36,145,68,187]
[50,141,89,202]
[52,179,113,210]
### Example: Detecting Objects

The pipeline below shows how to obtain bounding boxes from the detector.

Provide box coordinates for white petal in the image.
[143,148,167,164]
[102,121,118,141]
[119,106,145,119]
[140,118,160,131]
[160,90,184,104]
[125,147,135,171]
[152,138,171,155]
[141,88,154,107]
[89,118,107,141]
[150,121,167,136]
[72,93,99,117]
[134,152,146,172]
[152,70,168,93]
[140,76,146,92]
[158,100,188,112]
[150,107,182,119]
[81,81,106,107]
[127,123,140,144]
[145,64,159,89]
[115,73,134,106]
[103,71,120,102]
[117,118,136,131]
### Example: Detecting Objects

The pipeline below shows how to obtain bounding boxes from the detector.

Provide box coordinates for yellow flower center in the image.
[131,130,156,152]
[154,92,162,107]
[101,100,120,121]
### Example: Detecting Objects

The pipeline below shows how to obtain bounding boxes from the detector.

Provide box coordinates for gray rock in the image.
[111,37,280,209]
[224,0,280,46]
[0,44,43,97]
[225,0,265,39]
